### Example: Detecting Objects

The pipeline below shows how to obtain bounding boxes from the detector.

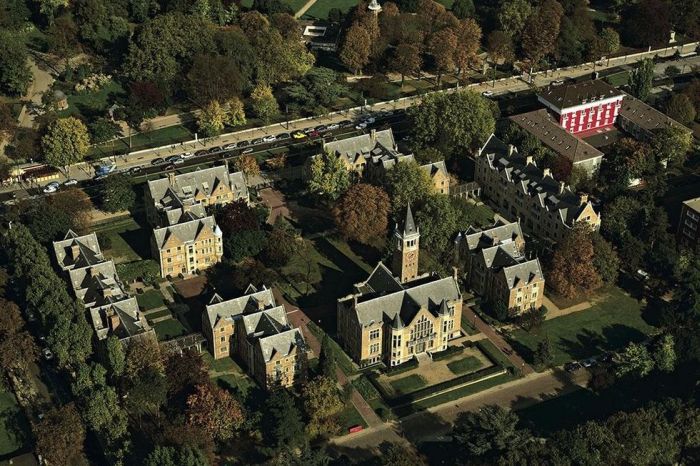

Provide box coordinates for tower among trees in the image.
[368,0,382,15]
[392,205,420,283]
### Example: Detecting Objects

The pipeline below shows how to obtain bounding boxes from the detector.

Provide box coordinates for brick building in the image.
[678,197,700,250]
[151,216,223,278]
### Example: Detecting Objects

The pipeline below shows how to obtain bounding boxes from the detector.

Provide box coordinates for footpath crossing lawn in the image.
[510,287,655,367]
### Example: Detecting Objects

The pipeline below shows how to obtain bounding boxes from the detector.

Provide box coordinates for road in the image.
[329,367,590,458]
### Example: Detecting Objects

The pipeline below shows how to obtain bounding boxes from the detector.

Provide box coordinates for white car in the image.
[482,90,494,97]
[262,135,277,143]
[42,348,54,360]
[64,179,78,186]
[355,122,368,130]
[43,184,58,193]
[223,143,238,150]
[180,152,194,159]
[327,123,340,130]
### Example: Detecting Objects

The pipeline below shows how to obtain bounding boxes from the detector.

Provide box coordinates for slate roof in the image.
[462,220,524,251]
[324,129,397,159]
[67,260,128,308]
[89,297,150,340]
[152,216,221,249]
[402,204,417,236]
[355,262,404,296]
[619,92,691,134]
[501,258,544,289]
[352,274,461,326]
[539,79,623,110]
[257,328,305,363]
[204,285,275,330]
[52,230,103,271]
[420,160,448,178]
[509,110,604,163]
[479,134,595,229]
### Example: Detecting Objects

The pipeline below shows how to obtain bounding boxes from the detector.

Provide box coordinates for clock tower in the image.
[392,205,420,283]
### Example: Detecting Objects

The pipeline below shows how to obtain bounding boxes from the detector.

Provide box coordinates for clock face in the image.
[405,251,417,263]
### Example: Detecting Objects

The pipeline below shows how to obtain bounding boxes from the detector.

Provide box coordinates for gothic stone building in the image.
[455,219,544,315]
[337,207,463,367]
[202,285,306,389]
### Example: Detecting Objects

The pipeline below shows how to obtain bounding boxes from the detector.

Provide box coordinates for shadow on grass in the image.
[118,228,151,260]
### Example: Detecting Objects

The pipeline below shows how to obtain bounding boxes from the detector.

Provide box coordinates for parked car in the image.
[163,163,176,171]
[241,147,254,154]
[327,123,340,130]
[42,348,54,360]
[363,116,376,124]
[251,138,263,145]
[339,119,353,127]
[482,90,495,97]
[151,157,166,165]
[292,131,306,139]
[308,130,320,138]
[564,362,582,372]
[223,143,238,150]
[63,178,78,186]
[277,132,290,140]
[262,135,277,143]
[166,155,183,163]
[581,358,597,368]
[95,163,116,176]
[315,125,328,132]
[355,122,368,130]
[180,152,194,159]
[238,140,250,147]
[93,174,109,181]
[207,146,222,153]
[129,166,143,175]
[303,127,316,134]
[194,150,208,156]
[551,79,565,86]
[43,184,58,193]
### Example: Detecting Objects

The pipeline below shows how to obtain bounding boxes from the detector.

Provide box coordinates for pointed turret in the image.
[403,204,417,235]
[438,299,450,316]
[392,313,404,330]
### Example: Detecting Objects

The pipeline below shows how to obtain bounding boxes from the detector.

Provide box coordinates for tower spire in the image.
[392,204,420,283]
[368,0,382,14]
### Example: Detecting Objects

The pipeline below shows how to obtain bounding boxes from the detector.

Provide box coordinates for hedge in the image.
[476,339,515,370]
[383,358,418,376]
[431,345,464,361]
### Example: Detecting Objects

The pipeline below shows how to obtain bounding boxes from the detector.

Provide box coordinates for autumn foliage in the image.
[186,383,245,441]
[548,226,602,298]
[333,183,390,244]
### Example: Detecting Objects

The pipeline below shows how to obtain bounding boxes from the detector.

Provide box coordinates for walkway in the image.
[461,306,534,375]
[542,294,592,320]
[295,0,318,19]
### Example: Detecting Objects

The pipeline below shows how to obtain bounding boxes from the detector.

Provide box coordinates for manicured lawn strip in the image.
[352,375,381,401]
[93,217,148,263]
[144,308,171,321]
[136,289,167,310]
[476,340,515,371]
[337,403,367,431]
[211,373,257,400]
[89,125,193,159]
[389,374,427,396]
[152,318,188,341]
[306,322,356,376]
[605,71,630,87]
[446,356,483,375]
[0,388,29,456]
[510,287,654,367]
[460,313,480,335]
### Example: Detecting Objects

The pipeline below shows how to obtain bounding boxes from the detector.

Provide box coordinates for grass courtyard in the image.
[136,289,167,311]
[152,318,188,341]
[510,287,655,367]
[389,374,427,396]
[446,356,483,375]
[94,216,149,264]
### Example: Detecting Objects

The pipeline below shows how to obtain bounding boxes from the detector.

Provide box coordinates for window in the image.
[369,329,380,340]
[370,343,380,354]
[392,335,401,348]
[220,336,225,342]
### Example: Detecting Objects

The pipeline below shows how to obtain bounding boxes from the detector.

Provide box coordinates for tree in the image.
[104,335,125,378]
[498,0,533,40]
[665,94,696,125]
[215,199,261,235]
[223,229,267,262]
[628,58,654,101]
[452,405,531,458]
[521,0,564,67]
[340,23,372,74]
[590,233,620,284]
[233,154,261,177]
[429,27,458,86]
[408,90,496,157]
[653,126,692,167]
[598,27,620,57]
[144,446,209,466]
[0,0,31,30]
[303,376,344,438]
[187,383,244,441]
[518,306,547,332]
[415,194,473,259]
[453,19,482,79]
[42,117,90,169]
[452,0,475,19]
[33,403,85,466]
[250,83,279,124]
[224,97,246,127]
[307,152,351,201]
[0,30,32,96]
[384,160,433,214]
[534,337,554,368]
[487,30,515,67]
[615,342,654,378]
[381,444,428,466]
[89,118,121,144]
[263,218,300,267]
[100,173,136,213]
[0,299,38,376]
[333,184,390,244]
[165,348,209,404]
[46,14,80,61]
[389,43,422,88]
[252,28,315,85]
[187,54,244,105]
[652,334,675,372]
[621,0,671,48]
[263,388,306,452]
[318,334,337,379]
[548,225,602,299]
[197,100,227,137]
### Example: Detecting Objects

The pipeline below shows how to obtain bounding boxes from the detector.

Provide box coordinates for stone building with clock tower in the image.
[337,206,463,368]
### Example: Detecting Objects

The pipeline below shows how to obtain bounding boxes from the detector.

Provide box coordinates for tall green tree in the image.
[628,58,654,101]
[33,403,86,466]
[452,405,531,458]
[303,376,344,438]
[333,183,390,244]
[264,388,306,453]
[42,117,90,169]
[0,30,32,97]
[384,160,432,214]
[534,336,554,369]
[100,173,136,213]
[653,126,693,167]
[665,94,696,125]
[307,152,351,201]
[250,83,279,124]
[615,342,655,378]
[104,335,125,378]
[498,0,533,40]
[340,23,372,74]
[197,100,227,137]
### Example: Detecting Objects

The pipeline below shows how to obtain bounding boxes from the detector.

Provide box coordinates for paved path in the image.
[295,0,318,18]
[542,295,592,320]
[461,306,534,375]
[16,57,55,129]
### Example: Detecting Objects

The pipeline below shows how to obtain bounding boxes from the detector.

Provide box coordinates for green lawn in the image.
[152,318,188,341]
[389,374,427,396]
[337,402,367,431]
[58,80,126,120]
[446,356,484,375]
[144,308,171,321]
[0,388,29,456]
[136,289,167,311]
[95,217,149,263]
[89,124,193,159]
[240,0,307,12]
[605,71,629,87]
[510,287,655,367]
[303,0,358,19]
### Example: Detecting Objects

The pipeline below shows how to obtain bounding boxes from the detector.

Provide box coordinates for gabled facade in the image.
[151,216,223,278]
[455,219,544,314]
[337,208,462,368]
[202,285,306,389]
[475,134,601,245]
[678,197,700,251]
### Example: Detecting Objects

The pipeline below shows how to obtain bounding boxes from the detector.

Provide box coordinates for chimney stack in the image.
[108,310,120,331]
[542,168,552,178]
[579,193,589,206]
[559,181,565,194]
[168,171,176,186]
[525,155,533,165]
[70,244,80,261]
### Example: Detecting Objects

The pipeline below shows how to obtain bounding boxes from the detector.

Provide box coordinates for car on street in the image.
[327,123,340,130]
[94,174,109,181]
[151,157,166,165]
[308,130,320,138]
[482,90,495,97]
[42,348,54,360]
[303,127,316,134]
[166,155,183,163]
[262,135,277,143]
[581,357,597,368]
[207,146,222,153]
[564,362,582,372]
[277,132,290,140]
[43,184,58,193]
[251,138,263,145]
[223,143,238,150]
[180,152,194,159]
[315,125,328,132]
[339,119,353,127]
[292,131,306,139]
[355,122,368,130]
[238,140,250,147]
[194,150,207,156]
[163,163,176,171]
[128,167,143,175]
[363,116,376,124]
[64,179,78,186]
[551,79,565,86]
[241,147,254,154]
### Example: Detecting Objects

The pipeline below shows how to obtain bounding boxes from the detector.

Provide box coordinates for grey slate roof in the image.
[355,262,404,296]
[539,79,623,110]
[509,110,604,163]
[619,92,691,134]
[147,166,248,210]
[152,215,221,249]
[52,230,103,270]
[204,285,275,330]
[353,275,461,326]
[402,205,417,236]
[324,129,396,158]
[257,328,305,363]
[463,220,523,251]
[501,258,544,289]
[67,260,128,308]
[89,297,150,340]
[420,160,448,178]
